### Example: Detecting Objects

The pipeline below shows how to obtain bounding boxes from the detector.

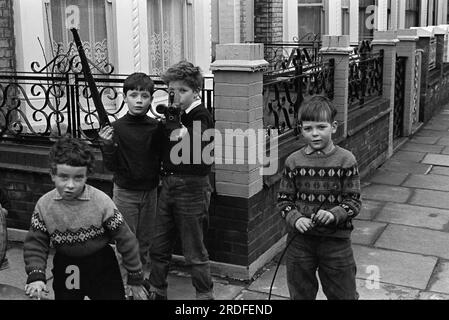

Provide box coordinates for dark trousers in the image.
[52,245,125,300]
[286,233,358,300]
[149,175,214,299]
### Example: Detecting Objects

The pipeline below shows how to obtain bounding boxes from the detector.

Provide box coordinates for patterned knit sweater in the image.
[277,146,362,238]
[23,185,143,285]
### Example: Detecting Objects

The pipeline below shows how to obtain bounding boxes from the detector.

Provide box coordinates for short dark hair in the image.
[161,61,203,92]
[123,72,155,96]
[49,135,96,175]
[298,96,337,124]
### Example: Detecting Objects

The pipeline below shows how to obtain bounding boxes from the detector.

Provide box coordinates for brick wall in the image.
[0,0,14,72]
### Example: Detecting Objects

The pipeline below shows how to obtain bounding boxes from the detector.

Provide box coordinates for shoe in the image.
[142,278,167,300]
[0,258,9,271]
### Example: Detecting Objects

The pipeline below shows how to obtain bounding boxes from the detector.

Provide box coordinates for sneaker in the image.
[0,258,9,271]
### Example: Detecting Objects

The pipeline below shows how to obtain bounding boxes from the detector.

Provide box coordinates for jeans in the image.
[286,232,358,300]
[52,245,125,300]
[113,184,158,266]
[149,175,214,300]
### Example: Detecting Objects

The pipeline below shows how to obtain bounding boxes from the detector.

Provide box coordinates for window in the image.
[298,0,323,38]
[405,0,420,28]
[359,0,375,41]
[43,0,111,70]
[147,0,192,75]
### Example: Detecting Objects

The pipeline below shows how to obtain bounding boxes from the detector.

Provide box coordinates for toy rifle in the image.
[70,28,111,127]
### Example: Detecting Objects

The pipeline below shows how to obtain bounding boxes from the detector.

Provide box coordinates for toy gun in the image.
[70,28,110,128]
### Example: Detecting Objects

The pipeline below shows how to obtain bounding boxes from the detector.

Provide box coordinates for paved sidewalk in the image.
[3,106,449,300]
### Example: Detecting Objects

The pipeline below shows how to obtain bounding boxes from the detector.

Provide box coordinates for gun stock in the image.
[70,28,110,127]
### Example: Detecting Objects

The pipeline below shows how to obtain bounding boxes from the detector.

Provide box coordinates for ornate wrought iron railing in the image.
[348,41,384,111]
[263,34,322,71]
[263,58,335,137]
[0,54,214,145]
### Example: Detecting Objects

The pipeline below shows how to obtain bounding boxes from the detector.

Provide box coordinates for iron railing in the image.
[348,41,384,111]
[263,58,335,137]
[262,33,322,71]
[0,54,214,145]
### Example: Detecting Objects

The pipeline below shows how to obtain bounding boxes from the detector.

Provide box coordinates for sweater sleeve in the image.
[23,209,50,284]
[328,160,362,225]
[277,162,303,229]
[103,205,143,286]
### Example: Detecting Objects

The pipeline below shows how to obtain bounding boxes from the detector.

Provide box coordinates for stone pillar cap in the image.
[410,26,435,37]
[210,60,269,72]
[397,29,419,41]
[371,30,399,45]
[320,35,353,54]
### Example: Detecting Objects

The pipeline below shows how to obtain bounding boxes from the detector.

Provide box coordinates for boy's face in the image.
[168,80,198,112]
[51,164,88,200]
[124,90,153,116]
[300,120,337,151]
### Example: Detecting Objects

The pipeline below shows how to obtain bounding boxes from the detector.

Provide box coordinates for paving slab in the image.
[167,273,244,300]
[422,154,449,166]
[352,220,387,246]
[377,159,431,174]
[418,291,449,299]
[441,147,449,155]
[375,202,449,231]
[402,174,449,192]
[361,185,412,203]
[437,137,449,146]
[417,129,449,138]
[234,290,288,300]
[357,200,385,221]
[429,166,449,176]
[375,224,449,259]
[427,261,449,295]
[422,124,449,131]
[409,189,449,210]
[356,279,419,300]
[353,245,437,290]
[390,151,426,162]
[400,142,444,154]
[368,171,409,186]
[410,136,440,144]
[246,264,327,300]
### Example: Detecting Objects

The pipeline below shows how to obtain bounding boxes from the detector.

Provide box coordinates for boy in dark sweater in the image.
[145,61,214,300]
[23,136,147,300]
[99,73,162,274]
[277,96,361,300]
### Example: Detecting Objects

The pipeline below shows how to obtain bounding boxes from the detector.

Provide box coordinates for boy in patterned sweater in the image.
[277,96,361,300]
[23,136,147,300]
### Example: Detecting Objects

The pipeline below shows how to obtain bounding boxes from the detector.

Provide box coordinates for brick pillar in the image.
[372,30,399,157]
[397,29,421,136]
[320,35,352,139]
[0,0,15,72]
[211,43,267,199]
[412,27,434,123]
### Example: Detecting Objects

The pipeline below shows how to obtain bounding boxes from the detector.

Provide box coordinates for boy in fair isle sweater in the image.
[23,136,147,300]
[277,96,361,300]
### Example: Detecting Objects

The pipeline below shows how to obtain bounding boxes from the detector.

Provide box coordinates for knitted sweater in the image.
[101,113,163,190]
[23,185,143,285]
[277,146,362,238]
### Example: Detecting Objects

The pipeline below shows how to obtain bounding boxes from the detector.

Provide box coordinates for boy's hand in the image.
[98,125,114,145]
[311,210,335,226]
[127,285,149,300]
[24,281,49,300]
[295,217,315,233]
